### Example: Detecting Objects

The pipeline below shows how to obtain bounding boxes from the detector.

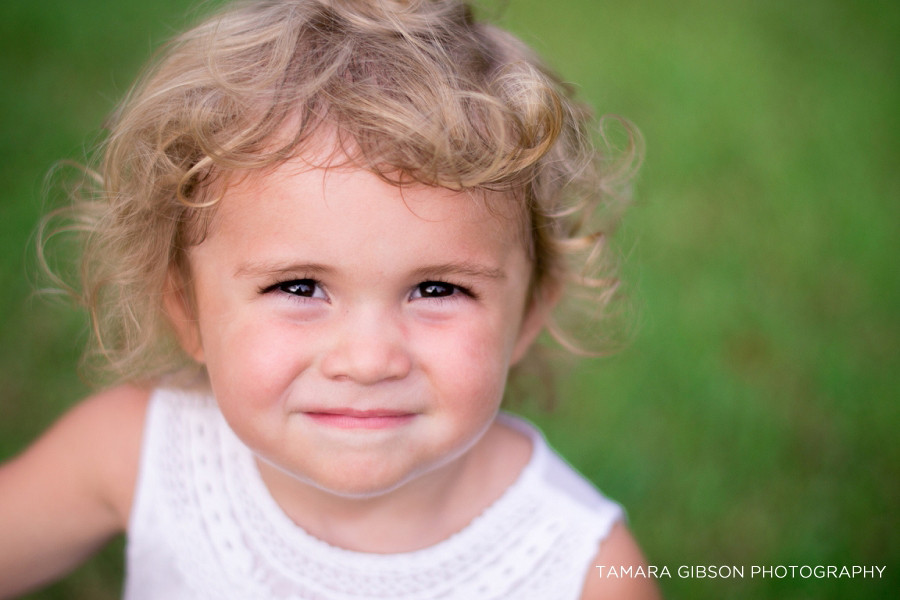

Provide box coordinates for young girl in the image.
[0,1,658,598]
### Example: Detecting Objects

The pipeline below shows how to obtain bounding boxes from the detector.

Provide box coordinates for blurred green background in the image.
[1,0,897,598]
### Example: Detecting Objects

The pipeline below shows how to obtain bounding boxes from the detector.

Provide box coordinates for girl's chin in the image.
[260,455,437,500]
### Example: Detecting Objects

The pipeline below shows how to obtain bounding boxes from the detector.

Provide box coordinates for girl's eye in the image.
[411,281,459,299]
[275,279,326,299]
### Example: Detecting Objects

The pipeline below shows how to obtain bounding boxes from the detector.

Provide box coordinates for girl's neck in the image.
[255,420,532,554]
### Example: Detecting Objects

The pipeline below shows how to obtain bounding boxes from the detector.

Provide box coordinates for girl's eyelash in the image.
[259,278,477,301]
[260,278,326,299]
[410,280,476,301]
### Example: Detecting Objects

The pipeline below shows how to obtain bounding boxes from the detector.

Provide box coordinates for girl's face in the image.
[177,157,544,498]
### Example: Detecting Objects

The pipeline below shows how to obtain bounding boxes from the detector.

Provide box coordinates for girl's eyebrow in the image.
[233,261,505,282]
[410,262,507,282]
[234,261,335,279]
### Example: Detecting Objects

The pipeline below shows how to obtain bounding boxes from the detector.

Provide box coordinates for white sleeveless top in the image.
[124,387,623,600]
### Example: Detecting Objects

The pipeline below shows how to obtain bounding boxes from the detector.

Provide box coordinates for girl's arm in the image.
[580,522,663,600]
[0,385,150,599]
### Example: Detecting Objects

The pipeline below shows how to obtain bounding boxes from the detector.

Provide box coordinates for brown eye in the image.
[278,279,324,298]
[414,281,455,298]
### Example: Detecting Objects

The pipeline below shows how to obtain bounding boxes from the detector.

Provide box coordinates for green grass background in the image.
[1,0,897,598]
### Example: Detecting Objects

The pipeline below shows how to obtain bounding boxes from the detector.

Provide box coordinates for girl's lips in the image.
[303,409,416,429]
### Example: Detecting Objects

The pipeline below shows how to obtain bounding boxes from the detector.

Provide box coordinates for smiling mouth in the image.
[303,409,416,430]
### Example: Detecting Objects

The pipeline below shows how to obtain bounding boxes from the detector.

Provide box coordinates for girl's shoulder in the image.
[0,384,151,595]
[52,383,153,527]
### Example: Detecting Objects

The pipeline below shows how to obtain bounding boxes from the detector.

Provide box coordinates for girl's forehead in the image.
[210,158,527,246]
[206,125,528,241]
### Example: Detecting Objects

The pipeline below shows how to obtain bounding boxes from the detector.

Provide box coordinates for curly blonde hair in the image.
[44,0,640,385]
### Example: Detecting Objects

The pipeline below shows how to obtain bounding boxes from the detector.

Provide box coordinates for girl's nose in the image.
[319,309,412,384]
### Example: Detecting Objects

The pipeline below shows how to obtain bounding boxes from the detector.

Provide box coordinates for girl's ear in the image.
[163,268,205,363]
[510,281,561,366]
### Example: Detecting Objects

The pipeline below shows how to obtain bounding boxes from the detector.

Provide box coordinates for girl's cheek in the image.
[213,317,316,404]
[413,319,508,388]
